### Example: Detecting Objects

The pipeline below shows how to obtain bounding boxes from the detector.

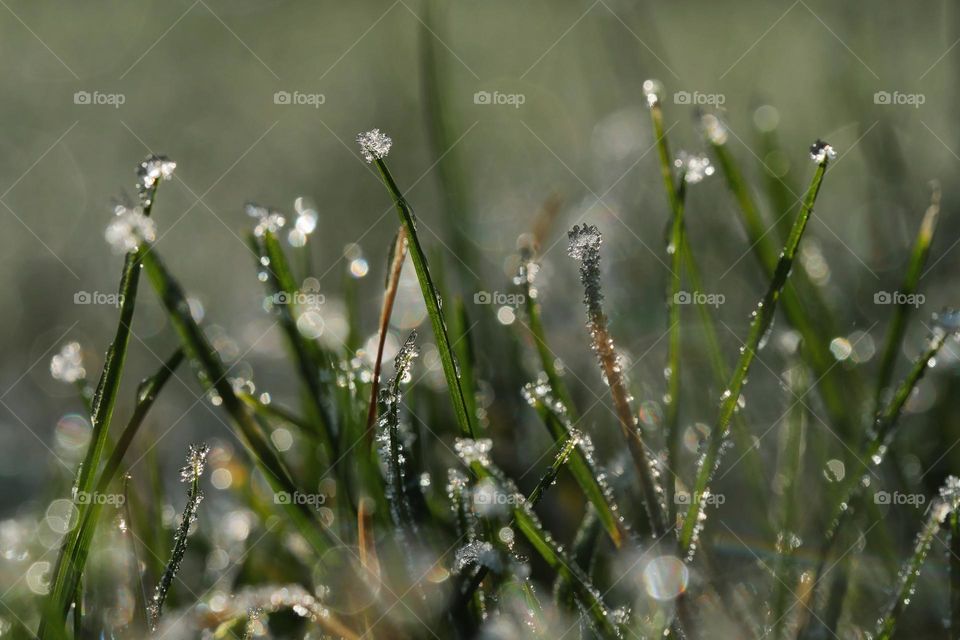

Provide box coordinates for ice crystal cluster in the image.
[245,202,286,238]
[642,78,663,108]
[809,139,836,164]
[674,151,715,184]
[50,342,85,383]
[136,154,176,205]
[356,129,392,163]
[567,224,604,315]
[105,205,156,253]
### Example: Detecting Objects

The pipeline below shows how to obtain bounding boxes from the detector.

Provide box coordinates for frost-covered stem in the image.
[554,506,603,613]
[876,480,960,640]
[568,224,666,538]
[149,444,209,629]
[372,157,475,438]
[665,177,686,522]
[680,157,828,556]
[528,429,580,507]
[366,228,408,445]
[42,175,166,638]
[873,182,941,411]
[951,510,960,640]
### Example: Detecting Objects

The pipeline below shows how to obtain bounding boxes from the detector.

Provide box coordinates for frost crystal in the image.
[245,202,286,238]
[642,79,663,108]
[674,151,715,184]
[567,224,604,314]
[105,205,156,253]
[136,155,176,204]
[454,438,493,466]
[933,308,960,336]
[179,443,210,483]
[50,342,85,383]
[809,139,836,164]
[939,475,960,513]
[288,196,318,247]
[356,129,392,163]
[700,112,728,145]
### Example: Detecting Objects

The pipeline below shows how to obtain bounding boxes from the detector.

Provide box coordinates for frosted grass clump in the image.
[809,139,836,164]
[454,540,497,573]
[136,154,176,204]
[567,224,604,314]
[50,342,85,383]
[356,129,392,163]
[245,202,286,238]
[105,205,157,253]
[179,443,211,483]
[455,438,493,466]
[674,151,715,184]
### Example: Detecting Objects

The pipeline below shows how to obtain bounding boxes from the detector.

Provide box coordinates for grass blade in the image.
[665,176,686,522]
[568,224,667,538]
[873,181,942,409]
[875,477,960,640]
[679,144,832,556]
[362,132,475,438]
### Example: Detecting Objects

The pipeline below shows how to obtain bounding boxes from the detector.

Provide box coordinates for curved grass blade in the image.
[456,442,623,639]
[568,224,667,538]
[679,145,832,556]
[149,443,209,629]
[364,138,474,438]
[873,181,942,410]
[875,477,960,640]
[42,159,173,638]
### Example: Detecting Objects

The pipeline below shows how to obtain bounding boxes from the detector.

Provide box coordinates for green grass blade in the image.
[368,151,475,438]
[451,297,480,427]
[873,182,942,409]
[952,509,960,639]
[553,505,603,613]
[665,176,686,522]
[875,477,960,640]
[679,148,831,556]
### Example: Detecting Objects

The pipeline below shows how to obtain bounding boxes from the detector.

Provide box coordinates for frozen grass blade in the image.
[665,176,686,521]
[568,223,666,538]
[679,143,832,557]
[41,156,174,639]
[554,505,603,613]
[362,131,475,438]
[875,476,960,640]
[365,227,408,445]
[149,443,209,629]
[873,181,942,409]
[456,440,623,639]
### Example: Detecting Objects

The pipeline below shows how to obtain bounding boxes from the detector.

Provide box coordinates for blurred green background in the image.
[2,0,960,583]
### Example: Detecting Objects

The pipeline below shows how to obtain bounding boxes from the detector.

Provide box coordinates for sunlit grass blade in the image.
[140,247,334,554]
[873,181,942,409]
[363,135,474,438]
[456,442,623,639]
[149,443,209,629]
[41,157,174,639]
[568,224,667,538]
[701,114,860,440]
[679,145,832,557]
[875,477,960,640]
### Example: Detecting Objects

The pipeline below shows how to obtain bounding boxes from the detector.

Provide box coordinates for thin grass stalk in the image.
[952,509,960,640]
[365,227,408,445]
[554,505,602,613]
[238,392,313,434]
[568,224,667,538]
[873,182,942,410]
[665,176,686,523]
[149,444,209,629]
[679,150,831,556]
[41,170,169,638]
[369,153,475,438]
[451,298,480,427]
[140,248,334,554]
[875,477,960,640]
